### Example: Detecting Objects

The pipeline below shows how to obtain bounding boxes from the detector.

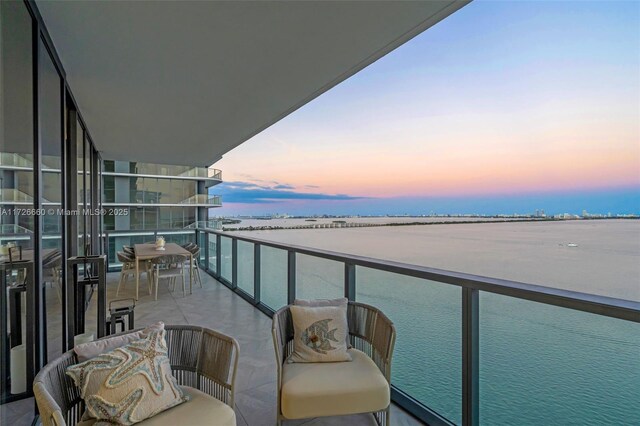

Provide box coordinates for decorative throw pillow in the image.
[67,330,188,425]
[294,297,348,307]
[294,298,352,348]
[74,322,165,362]
[289,304,352,363]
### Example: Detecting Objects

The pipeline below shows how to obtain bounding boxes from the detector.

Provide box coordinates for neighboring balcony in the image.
[102,165,222,183]
[0,152,33,170]
[178,166,223,181]
[185,220,223,230]
[0,189,35,204]
[0,224,33,246]
[102,193,222,207]
[0,152,63,172]
[179,194,222,207]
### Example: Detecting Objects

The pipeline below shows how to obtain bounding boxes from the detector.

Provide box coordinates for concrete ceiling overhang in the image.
[36,0,469,167]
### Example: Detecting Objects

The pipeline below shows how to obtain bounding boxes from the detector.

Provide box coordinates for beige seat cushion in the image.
[77,387,235,426]
[281,349,389,419]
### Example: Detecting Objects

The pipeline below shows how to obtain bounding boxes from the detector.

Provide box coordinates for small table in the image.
[133,243,193,300]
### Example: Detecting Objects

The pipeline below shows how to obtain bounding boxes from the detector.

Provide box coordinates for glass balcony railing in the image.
[99,226,640,424]
[103,193,222,206]
[178,194,222,206]
[191,228,640,426]
[185,220,222,230]
[102,163,222,181]
[178,166,222,180]
[0,152,33,168]
[0,224,31,234]
[0,188,35,204]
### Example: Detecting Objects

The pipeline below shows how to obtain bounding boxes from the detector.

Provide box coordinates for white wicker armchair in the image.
[33,325,239,426]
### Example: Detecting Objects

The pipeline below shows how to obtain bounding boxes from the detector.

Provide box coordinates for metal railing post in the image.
[345,263,356,301]
[204,230,209,271]
[287,250,296,304]
[462,287,479,426]
[231,238,238,289]
[103,231,109,268]
[254,243,261,304]
[216,234,221,278]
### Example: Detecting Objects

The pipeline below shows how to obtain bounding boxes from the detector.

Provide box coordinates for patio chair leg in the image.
[54,271,62,303]
[196,266,202,288]
[154,269,159,301]
[116,270,125,296]
[146,262,152,295]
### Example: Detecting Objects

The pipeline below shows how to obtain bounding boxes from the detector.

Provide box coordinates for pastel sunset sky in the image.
[213,1,640,216]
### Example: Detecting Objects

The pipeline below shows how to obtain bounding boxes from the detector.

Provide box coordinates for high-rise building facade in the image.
[101,160,222,269]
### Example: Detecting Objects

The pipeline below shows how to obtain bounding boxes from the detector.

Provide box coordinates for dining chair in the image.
[151,254,188,300]
[186,247,203,288]
[122,245,135,257]
[115,251,152,299]
[181,242,196,251]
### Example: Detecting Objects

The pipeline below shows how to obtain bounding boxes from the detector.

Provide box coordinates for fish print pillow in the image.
[289,305,352,363]
[66,330,189,425]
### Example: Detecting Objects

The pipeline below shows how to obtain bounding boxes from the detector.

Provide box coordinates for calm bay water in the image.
[231,219,640,425]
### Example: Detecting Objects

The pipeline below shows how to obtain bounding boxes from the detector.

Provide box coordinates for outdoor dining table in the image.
[133,243,193,300]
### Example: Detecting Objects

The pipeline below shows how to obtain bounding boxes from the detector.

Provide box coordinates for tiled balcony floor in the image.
[2,269,422,426]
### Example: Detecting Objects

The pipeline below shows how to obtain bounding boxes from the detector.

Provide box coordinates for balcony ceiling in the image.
[36,0,468,167]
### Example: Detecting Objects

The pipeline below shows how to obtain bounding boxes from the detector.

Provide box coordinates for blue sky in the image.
[213,0,640,216]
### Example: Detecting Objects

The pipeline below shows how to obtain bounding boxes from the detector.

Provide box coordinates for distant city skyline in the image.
[213,1,640,216]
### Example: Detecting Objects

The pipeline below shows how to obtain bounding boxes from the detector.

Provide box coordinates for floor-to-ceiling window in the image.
[38,35,64,362]
[1,2,102,419]
[0,0,34,406]
[76,118,85,256]
[0,0,34,249]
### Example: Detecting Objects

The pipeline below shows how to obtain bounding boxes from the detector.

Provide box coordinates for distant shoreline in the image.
[223,216,638,232]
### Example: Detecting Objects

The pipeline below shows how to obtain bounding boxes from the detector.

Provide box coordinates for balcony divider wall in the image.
[0,0,102,409]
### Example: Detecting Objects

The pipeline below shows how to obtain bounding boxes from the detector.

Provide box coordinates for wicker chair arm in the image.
[196,327,240,406]
[272,306,294,392]
[33,350,81,426]
[33,382,65,426]
[347,302,396,381]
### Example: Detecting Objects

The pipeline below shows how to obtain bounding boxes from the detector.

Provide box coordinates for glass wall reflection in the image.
[39,37,64,362]
[0,0,34,404]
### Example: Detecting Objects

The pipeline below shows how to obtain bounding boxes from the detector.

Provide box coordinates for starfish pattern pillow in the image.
[289,304,352,363]
[66,330,188,425]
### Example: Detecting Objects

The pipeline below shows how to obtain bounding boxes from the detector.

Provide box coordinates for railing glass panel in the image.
[159,232,192,246]
[260,246,288,310]
[220,236,232,282]
[198,232,206,265]
[296,254,343,300]
[207,233,217,273]
[106,233,154,269]
[236,241,254,296]
[479,292,640,425]
[356,266,462,424]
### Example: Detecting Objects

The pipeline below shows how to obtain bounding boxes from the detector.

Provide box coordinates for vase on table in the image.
[155,236,165,250]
